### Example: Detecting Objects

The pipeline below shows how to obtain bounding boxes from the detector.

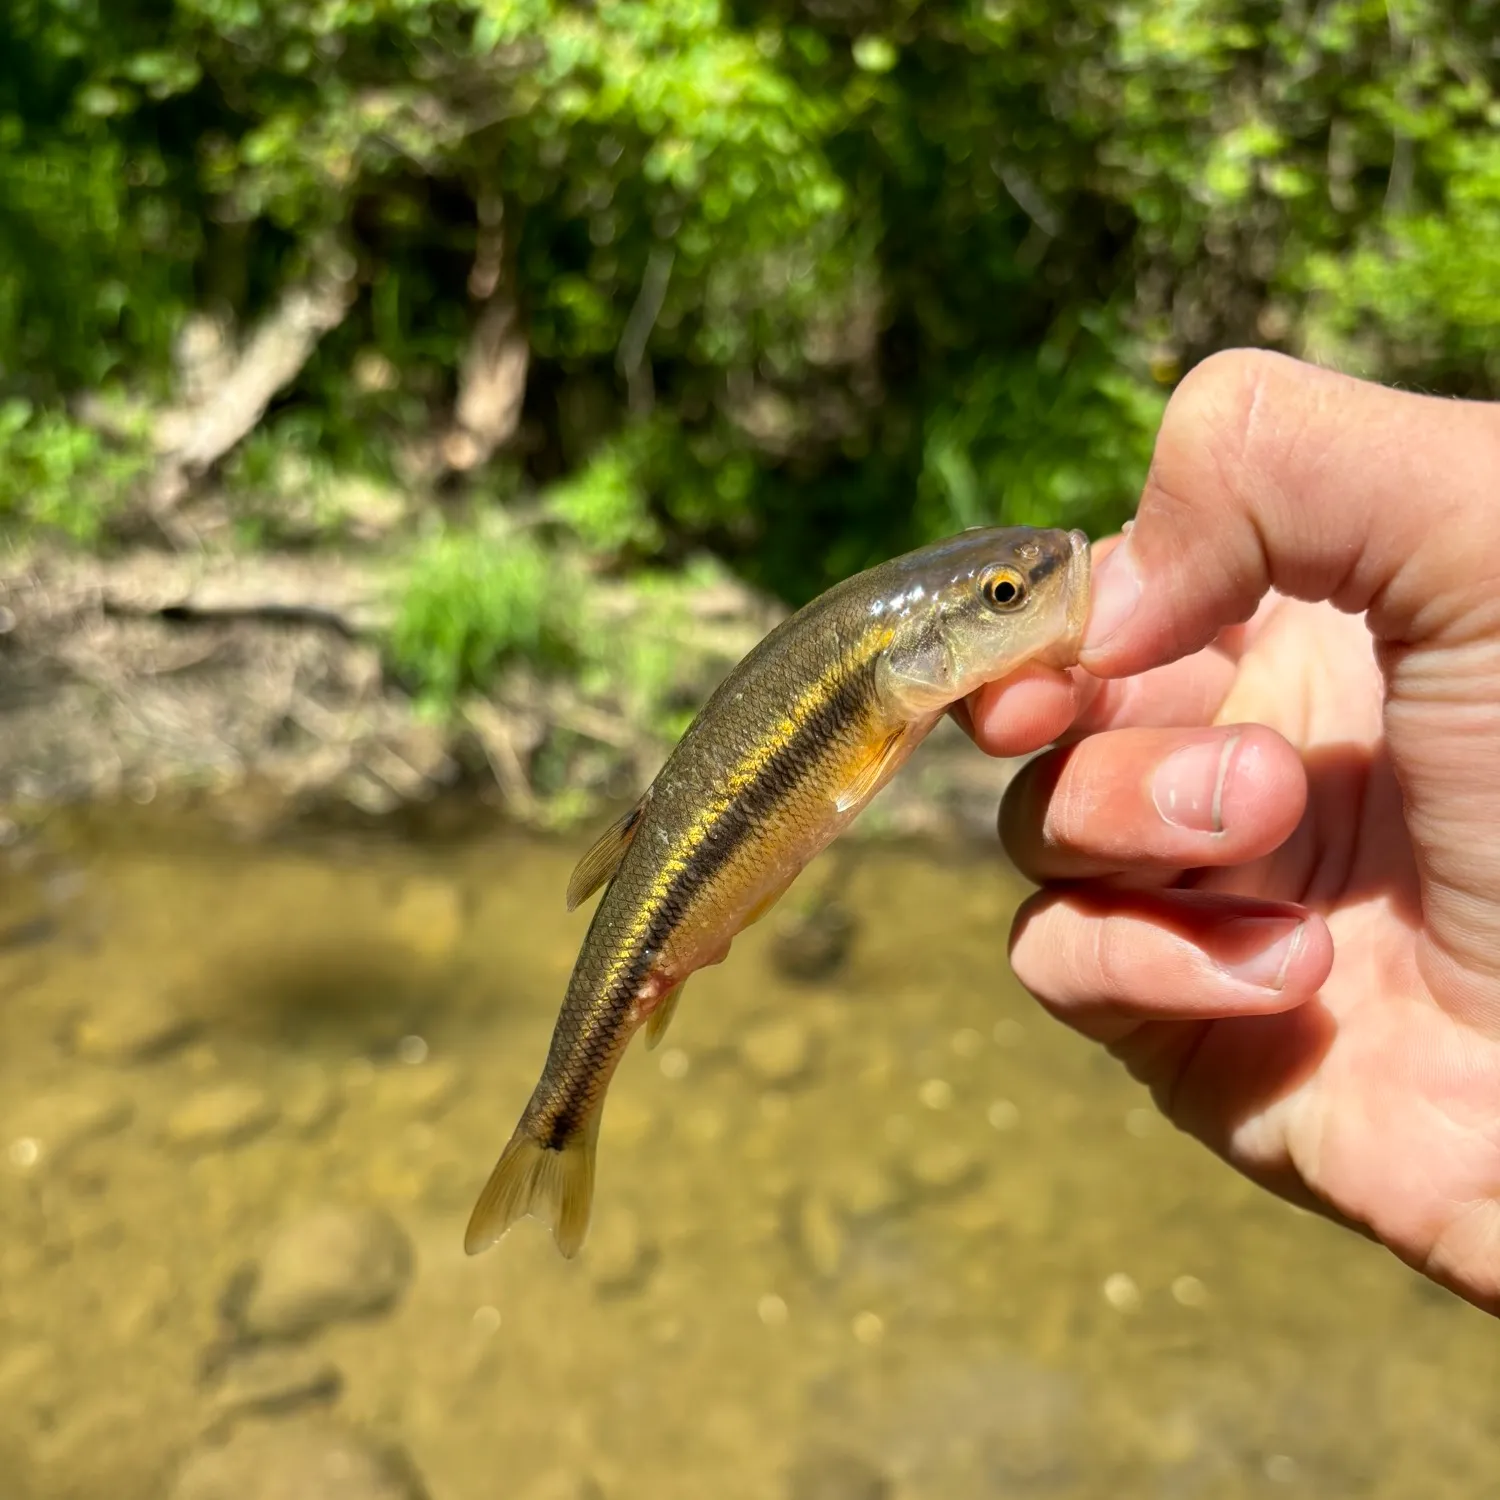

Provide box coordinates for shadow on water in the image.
[0,805,1497,1500]
[208,931,448,1054]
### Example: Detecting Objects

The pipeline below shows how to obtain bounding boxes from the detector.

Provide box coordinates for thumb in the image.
[1081,349,1500,1000]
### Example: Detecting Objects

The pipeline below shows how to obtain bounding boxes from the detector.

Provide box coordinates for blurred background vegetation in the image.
[2,0,1497,717]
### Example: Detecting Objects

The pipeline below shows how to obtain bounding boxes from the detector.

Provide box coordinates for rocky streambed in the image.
[3,810,1500,1499]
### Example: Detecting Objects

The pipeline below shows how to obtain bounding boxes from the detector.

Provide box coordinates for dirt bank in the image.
[0,546,1025,842]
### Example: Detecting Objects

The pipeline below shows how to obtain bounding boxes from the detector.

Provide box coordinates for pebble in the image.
[1171,1274,1208,1309]
[795,1191,845,1280]
[169,1420,423,1500]
[6,1090,133,1171]
[739,1018,815,1086]
[1102,1272,1142,1313]
[1264,1454,1299,1485]
[588,1209,657,1296]
[210,1348,342,1419]
[70,990,195,1063]
[907,1141,982,1195]
[371,1058,463,1119]
[785,1445,893,1500]
[949,1027,985,1058]
[918,1078,953,1111]
[282,1068,343,1136]
[239,1206,414,1339]
[757,1293,789,1327]
[833,1163,905,1220]
[166,1085,277,1152]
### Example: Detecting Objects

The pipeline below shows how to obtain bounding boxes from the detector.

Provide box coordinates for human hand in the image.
[964,349,1500,1314]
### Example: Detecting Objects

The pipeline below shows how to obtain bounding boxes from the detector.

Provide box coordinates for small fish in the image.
[465,526,1092,1258]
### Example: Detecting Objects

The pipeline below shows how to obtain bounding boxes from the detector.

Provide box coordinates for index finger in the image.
[963,646,1238,758]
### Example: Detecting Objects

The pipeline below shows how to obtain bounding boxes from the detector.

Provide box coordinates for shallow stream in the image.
[1,807,1495,1499]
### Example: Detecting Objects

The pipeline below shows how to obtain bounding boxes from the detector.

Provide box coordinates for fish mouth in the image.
[1054,529,1092,665]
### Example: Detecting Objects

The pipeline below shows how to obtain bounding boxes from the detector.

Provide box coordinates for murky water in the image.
[1,806,1496,1500]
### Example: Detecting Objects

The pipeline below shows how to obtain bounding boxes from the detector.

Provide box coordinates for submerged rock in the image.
[70,989,194,1063]
[166,1085,277,1152]
[169,1420,424,1500]
[906,1141,983,1196]
[210,1347,342,1420]
[239,1206,413,1339]
[785,1446,892,1500]
[6,1089,133,1172]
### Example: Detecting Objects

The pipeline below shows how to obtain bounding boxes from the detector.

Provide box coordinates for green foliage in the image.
[544,436,663,556]
[0,400,149,541]
[388,529,573,707]
[2,0,1497,626]
[1306,134,1500,384]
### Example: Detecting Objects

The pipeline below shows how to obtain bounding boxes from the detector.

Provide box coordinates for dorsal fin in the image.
[565,792,651,911]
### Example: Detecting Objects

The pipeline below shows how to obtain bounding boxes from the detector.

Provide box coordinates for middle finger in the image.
[999,724,1308,883]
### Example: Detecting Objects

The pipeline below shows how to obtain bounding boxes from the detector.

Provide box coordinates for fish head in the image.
[874,527,1092,717]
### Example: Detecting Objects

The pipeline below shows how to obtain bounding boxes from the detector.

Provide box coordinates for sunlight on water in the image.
[0,809,1495,1499]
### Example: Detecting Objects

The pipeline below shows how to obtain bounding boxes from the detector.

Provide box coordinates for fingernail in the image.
[1215,917,1305,992]
[1083,538,1142,652]
[1151,732,1240,834]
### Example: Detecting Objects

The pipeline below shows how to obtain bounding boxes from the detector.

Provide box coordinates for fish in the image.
[464,526,1092,1258]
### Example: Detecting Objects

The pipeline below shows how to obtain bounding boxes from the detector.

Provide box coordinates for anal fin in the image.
[643,980,686,1051]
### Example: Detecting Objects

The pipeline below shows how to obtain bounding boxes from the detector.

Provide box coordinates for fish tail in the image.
[464,1109,600,1259]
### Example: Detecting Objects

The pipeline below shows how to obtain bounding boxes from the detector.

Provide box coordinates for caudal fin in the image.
[464,1115,599,1259]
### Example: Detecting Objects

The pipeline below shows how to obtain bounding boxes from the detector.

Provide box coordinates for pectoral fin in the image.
[566,792,651,911]
[834,726,913,814]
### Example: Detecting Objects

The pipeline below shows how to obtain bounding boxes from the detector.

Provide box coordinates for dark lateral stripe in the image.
[546,656,875,1146]
[640,656,877,959]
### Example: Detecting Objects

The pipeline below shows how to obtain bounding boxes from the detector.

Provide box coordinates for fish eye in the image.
[980,567,1028,611]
